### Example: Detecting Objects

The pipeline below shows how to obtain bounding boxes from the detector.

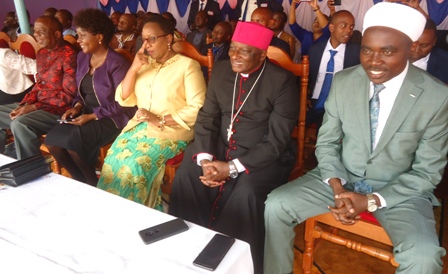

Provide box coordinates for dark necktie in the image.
[241,0,250,22]
[200,1,204,10]
[370,83,385,150]
[314,50,338,112]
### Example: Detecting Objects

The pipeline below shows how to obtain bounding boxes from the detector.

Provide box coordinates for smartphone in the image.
[57,118,74,123]
[138,218,189,245]
[331,0,341,5]
[193,234,235,271]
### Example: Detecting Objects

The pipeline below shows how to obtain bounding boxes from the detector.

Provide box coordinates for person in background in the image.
[251,7,290,54]
[236,0,283,22]
[203,21,232,62]
[7,9,33,42]
[187,0,221,31]
[264,3,447,273]
[55,9,77,38]
[270,11,296,58]
[0,48,36,104]
[45,8,136,187]
[135,14,145,37]
[307,10,360,131]
[110,13,138,55]
[186,11,212,53]
[97,15,206,211]
[2,12,18,33]
[161,12,185,42]
[169,22,299,274]
[0,16,77,159]
[110,11,122,32]
[410,18,448,84]
[43,7,57,17]
[288,0,330,56]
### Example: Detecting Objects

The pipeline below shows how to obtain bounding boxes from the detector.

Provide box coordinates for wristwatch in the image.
[366,194,378,212]
[228,161,238,179]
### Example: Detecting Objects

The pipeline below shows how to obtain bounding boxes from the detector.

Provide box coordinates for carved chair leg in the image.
[302,218,318,274]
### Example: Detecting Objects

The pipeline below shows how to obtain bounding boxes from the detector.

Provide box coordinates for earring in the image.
[99,41,102,44]
[168,43,171,51]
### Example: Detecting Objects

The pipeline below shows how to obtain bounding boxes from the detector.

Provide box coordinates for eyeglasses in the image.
[143,34,168,44]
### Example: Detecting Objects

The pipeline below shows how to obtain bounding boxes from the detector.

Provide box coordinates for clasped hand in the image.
[199,160,230,188]
[61,107,96,126]
[329,190,369,225]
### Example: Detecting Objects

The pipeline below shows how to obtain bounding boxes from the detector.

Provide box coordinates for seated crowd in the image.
[1,1,448,273]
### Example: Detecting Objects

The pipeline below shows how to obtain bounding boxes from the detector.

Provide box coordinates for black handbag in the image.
[0,155,52,186]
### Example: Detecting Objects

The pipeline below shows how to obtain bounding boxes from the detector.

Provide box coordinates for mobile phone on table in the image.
[138,218,189,245]
[193,233,235,271]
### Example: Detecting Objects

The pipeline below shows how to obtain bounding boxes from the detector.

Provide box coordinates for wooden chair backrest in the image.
[10,34,39,59]
[266,46,309,179]
[172,40,214,80]
[114,48,135,64]
[64,35,82,52]
[0,32,11,48]
[63,35,77,45]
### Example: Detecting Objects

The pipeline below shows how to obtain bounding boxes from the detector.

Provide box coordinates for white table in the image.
[0,155,253,274]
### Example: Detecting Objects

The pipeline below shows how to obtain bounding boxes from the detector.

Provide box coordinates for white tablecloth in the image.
[0,155,253,274]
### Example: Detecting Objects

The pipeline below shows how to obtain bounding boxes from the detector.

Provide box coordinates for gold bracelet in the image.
[314,7,320,11]
[158,115,166,131]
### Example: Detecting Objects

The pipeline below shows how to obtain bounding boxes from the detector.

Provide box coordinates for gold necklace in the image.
[90,49,108,73]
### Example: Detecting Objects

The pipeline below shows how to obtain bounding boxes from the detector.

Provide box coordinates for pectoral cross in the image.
[227,124,233,141]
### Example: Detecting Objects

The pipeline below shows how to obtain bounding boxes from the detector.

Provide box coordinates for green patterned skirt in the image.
[97,122,188,211]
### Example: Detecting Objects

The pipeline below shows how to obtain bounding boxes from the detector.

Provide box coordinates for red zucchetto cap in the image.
[231,21,273,50]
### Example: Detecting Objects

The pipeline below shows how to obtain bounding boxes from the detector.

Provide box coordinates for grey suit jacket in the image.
[316,64,448,208]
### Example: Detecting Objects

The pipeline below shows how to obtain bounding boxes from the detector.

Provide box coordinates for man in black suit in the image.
[169,21,299,274]
[236,0,283,22]
[186,11,212,53]
[187,0,221,31]
[251,7,290,54]
[410,18,448,84]
[307,10,361,129]
[203,21,233,62]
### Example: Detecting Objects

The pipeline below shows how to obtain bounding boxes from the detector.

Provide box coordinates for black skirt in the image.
[45,118,121,165]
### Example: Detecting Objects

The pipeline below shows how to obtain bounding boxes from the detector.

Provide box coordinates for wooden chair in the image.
[266,46,309,179]
[172,40,214,81]
[0,31,11,48]
[39,136,62,174]
[302,212,398,273]
[63,34,77,45]
[63,34,81,51]
[10,34,39,59]
[114,48,134,63]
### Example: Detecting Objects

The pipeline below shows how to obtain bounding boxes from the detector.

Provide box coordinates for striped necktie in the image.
[370,83,385,150]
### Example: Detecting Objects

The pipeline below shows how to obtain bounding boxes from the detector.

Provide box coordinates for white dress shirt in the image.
[198,0,208,11]
[239,0,259,22]
[312,40,346,99]
[412,52,430,71]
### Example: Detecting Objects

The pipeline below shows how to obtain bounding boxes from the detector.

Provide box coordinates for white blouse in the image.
[0,48,36,95]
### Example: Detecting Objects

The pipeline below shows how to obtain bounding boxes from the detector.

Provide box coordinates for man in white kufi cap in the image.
[264,2,448,273]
